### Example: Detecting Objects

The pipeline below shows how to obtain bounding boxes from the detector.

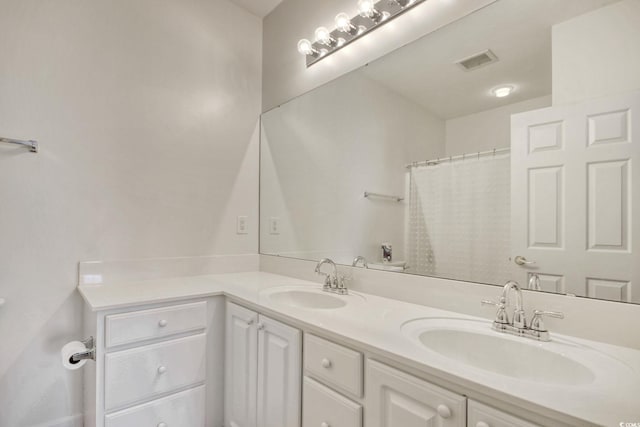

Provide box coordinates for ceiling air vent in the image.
[456,49,498,71]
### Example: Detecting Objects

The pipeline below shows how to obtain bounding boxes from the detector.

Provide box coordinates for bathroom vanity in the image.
[78,271,640,427]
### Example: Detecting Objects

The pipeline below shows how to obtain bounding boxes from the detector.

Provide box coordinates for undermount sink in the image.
[261,286,365,310]
[401,317,616,386]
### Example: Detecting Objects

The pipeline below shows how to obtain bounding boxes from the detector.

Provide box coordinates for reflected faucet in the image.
[315,258,348,295]
[352,256,368,268]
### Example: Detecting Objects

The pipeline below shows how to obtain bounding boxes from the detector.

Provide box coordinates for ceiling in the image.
[361,0,619,119]
[229,0,282,18]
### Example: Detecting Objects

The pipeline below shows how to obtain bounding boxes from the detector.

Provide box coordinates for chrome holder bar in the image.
[69,336,96,364]
[364,191,404,202]
[0,137,39,153]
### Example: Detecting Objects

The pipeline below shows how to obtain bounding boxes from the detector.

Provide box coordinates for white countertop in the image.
[79,271,640,427]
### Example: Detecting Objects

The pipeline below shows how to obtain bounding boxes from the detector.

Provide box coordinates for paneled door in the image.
[256,315,301,427]
[366,360,466,427]
[225,303,258,427]
[511,91,639,302]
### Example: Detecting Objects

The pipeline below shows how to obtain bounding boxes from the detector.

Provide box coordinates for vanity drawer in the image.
[105,301,207,348]
[105,334,206,411]
[105,385,205,427]
[304,334,363,397]
[468,400,541,427]
[303,377,362,427]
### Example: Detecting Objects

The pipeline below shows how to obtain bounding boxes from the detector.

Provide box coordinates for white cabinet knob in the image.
[321,422,330,427]
[247,318,254,326]
[437,404,451,419]
[257,322,265,331]
[158,319,168,327]
[476,422,490,427]
[157,366,167,375]
[158,423,168,427]
[321,358,332,369]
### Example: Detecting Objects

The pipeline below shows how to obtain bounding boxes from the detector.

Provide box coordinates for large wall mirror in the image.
[260,0,640,304]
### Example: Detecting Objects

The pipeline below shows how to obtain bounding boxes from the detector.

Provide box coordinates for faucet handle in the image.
[481,298,509,324]
[530,309,564,332]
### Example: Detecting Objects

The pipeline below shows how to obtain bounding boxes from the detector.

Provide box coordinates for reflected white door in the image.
[511,91,640,302]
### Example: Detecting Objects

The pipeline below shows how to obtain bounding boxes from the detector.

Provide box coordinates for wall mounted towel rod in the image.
[364,192,404,202]
[0,137,39,153]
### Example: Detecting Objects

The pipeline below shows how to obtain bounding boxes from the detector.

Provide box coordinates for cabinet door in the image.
[468,400,541,427]
[366,360,466,427]
[225,302,258,427]
[257,315,301,427]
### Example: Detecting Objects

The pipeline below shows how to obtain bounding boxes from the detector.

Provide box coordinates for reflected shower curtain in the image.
[406,153,511,285]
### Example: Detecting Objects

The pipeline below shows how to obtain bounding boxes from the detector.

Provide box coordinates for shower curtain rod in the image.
[405,147,510,169]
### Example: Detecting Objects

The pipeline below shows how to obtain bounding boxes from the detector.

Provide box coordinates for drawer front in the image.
[105,334,206,411]
[468,400,541,427]
[105,386,205,427]
[304,334,363,397]
[106,301,207,348]
[303,377,362,427]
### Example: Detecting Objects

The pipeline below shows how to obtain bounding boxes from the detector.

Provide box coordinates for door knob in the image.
[437,404,452,418]
[514,255,535,266]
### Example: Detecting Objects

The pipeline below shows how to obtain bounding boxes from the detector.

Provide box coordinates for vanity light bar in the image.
[298,0,427,67]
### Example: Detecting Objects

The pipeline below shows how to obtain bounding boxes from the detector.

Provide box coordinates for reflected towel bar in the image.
[0,137,39,153]
[364,192,404,202]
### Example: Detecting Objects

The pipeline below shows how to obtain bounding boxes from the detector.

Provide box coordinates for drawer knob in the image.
[321,423,330,427]
[157,366,167,375]
[437,404,451,419]
[476,422,490,427]
[158,423,168,427]
[247,319,254,326]
[158,319,168,327]
[257,322,265,331]
[321,358,332,369]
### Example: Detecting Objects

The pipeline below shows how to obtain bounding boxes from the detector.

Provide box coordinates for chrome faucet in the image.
[315,258,348,295]
[352,256,368,268]
[482,280,563,342]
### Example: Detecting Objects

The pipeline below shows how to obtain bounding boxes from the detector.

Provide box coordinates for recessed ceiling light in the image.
[492,85,514,98]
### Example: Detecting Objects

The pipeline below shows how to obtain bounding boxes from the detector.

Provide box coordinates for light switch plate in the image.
[237,216,248,234]
[270,217,280,235]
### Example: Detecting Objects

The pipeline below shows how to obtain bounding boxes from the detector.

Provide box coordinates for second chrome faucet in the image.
[315,258,349,295]
[482,280,564,342]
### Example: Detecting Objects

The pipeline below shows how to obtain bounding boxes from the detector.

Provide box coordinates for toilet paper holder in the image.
[69,336,96,365]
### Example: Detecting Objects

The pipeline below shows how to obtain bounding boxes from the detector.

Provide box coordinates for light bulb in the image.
[492,85,514,98]
[314,26,335,46]
[335,13,355,33]
[297,39,316,56]
[358,0,376,18]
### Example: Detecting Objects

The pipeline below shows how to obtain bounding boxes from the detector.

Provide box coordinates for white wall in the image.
[553,0,640,105]
[260,71,444,264]
[0,1,261,426]
[262,0,496,111]
[445,96,552,156]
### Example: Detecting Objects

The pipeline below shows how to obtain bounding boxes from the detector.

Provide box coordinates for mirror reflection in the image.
[260,0,640,304]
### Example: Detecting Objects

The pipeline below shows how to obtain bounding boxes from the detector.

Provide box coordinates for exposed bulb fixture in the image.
[492,85,514,98]
[297,0,426,67]
[315,26,336,46]
[297,39,318,57]
[358,0,381,21]
[335,12,357,34]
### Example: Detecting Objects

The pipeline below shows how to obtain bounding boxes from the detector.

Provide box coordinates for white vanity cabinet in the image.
[366,359,467,427]
[224,302,301,427]
[83,297,224,427]
[468,400,541,427]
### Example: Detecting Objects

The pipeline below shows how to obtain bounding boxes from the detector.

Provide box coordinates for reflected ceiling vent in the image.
[456,49,498,71]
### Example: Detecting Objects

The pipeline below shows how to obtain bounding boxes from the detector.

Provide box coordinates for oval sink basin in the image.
[402,317,598,386]
[261,286,365,310]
